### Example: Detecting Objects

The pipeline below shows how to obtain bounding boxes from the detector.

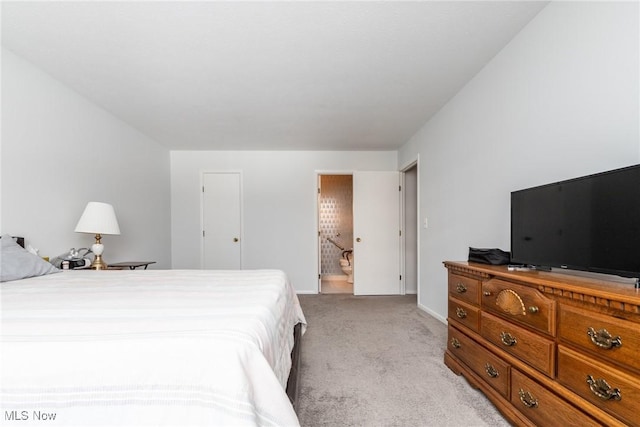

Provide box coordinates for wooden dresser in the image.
[444,261,640,427]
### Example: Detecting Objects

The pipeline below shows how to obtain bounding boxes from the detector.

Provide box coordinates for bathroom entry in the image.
[318,174,354,294]
[318,171,402,295]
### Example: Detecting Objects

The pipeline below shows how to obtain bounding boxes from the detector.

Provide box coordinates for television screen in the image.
[511,164,640,279]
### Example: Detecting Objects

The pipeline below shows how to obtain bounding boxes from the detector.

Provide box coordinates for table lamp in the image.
[74,202,120,270]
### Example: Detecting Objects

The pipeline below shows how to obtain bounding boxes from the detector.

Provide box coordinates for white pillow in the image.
[0,235,60,282]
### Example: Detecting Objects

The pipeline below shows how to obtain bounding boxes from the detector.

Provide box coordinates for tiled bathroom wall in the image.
[319,175,353,276]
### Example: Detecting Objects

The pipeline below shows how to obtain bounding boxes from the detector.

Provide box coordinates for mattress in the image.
[0,269,306,426]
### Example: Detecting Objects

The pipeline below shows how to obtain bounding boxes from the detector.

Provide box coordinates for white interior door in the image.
[353,171,401,295]
[202,172,241,269]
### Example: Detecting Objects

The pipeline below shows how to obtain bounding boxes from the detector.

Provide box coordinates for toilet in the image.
[339,251,354,283]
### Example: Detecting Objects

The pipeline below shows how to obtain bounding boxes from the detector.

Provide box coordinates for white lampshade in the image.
[74,202,121,235]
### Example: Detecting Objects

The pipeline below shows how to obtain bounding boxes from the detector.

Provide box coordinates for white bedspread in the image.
[0,269,306,427]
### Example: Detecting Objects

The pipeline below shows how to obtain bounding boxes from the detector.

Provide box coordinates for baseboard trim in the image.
[418,303,447,325]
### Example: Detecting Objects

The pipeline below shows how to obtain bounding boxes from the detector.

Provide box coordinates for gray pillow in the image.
[1,235,60,282]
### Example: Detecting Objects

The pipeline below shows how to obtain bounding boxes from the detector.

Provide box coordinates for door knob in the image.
[233,238,239,242]
[356,237,361,242]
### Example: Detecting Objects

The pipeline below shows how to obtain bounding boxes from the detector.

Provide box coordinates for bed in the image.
[0,237,306,426]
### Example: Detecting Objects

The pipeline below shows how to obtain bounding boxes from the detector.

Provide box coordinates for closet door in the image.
[202,172,242,269]
[353,171,401,295]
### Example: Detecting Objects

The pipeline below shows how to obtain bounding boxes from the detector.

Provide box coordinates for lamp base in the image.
[90,238,107,270]
[91,254,108,270]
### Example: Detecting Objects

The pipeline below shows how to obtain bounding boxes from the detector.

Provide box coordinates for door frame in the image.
[200,170,244,269]
[400,155,420,302]
[314,162,418,298]
[315,170,354,293]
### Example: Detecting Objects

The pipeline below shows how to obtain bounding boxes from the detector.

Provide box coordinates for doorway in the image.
[318,174,354,294]
[317,171,402,295]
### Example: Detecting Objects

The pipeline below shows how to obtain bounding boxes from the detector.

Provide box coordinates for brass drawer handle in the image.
[500,331,517,347]
[456,307,467,319]
[456,283,467,293]
[450,338,461,349]
[587,327,622,350]
[528,306,539,314]
[518,389,539,408]
[586,375,621,401]
[485,363,499,378]
[483,291,492,297]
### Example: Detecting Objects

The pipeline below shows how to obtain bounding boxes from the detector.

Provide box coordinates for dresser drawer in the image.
[448,297,480,332]
[481,312,555,377]
[448,272,480,306]
[511,369,601,427]
[482,278,555,336]
[447,325,510,398]
[559,304,640,373]
[557,345,640,426]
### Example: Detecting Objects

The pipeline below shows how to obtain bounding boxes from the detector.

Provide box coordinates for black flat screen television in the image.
[510,164,640,281]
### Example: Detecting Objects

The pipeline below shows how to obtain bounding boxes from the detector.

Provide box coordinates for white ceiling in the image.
[2,1,547,151]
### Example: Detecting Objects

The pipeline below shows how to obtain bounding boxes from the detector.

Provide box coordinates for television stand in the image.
[444,261,640,426]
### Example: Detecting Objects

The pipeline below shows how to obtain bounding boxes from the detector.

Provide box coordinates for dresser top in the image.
[445,261,640,311]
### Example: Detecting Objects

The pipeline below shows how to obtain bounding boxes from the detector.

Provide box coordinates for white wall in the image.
[1,48,172,267]
[398,2,640,322]
[171,150,397,292]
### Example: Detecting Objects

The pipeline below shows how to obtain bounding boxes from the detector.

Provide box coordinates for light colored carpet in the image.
[296,294,511,427]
